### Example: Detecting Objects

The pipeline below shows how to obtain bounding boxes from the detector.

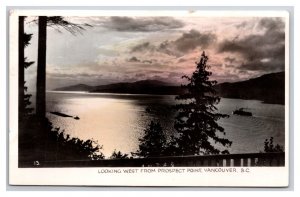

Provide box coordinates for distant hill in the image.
[55,84,94,91]
[55,72,285,104]
[91,80,184,95]
[55,80,184,95]
[215,72,285,104]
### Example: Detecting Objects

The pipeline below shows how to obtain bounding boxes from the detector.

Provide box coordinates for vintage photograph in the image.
[9,9,289,186]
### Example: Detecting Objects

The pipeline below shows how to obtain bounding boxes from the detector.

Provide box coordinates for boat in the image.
[232,108,252,116]
[50,111,73,118]
[50,111,80,120]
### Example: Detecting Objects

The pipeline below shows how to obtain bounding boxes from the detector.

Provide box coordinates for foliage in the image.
[134,121,167,157]
[110,150,129,159]
[264,137,284,153]
[23,18,34,116]
[30,16,92,35]
[19,16,103,166]
[34,16,92,118]
[24,33,33,47]
[173,51,232,155]
[23,84,34,115]
[24,57,34,69]
[46,16,92,35]
[19,116,104,164]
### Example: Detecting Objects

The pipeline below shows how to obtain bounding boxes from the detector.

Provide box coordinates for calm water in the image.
[46,91,285,157]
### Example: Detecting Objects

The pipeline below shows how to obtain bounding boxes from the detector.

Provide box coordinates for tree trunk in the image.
[36,16,47,118]
[18,16,25,119]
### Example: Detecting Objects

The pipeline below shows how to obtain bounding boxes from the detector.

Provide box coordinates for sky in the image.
[23,15,286,90]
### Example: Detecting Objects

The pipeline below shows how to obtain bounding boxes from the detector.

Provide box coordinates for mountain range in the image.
[214,72,284,104]
[54,72,285,104]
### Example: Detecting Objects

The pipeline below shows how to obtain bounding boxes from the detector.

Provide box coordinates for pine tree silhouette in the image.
[135,121,167,157]
[174,51,232,155]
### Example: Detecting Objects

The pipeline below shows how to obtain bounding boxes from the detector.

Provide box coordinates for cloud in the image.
[237,58,284,72]
[224,64,236,68]
[258,18,285,33]
[131,29,216,57]
[131,42,155,52]
[218,18,285,72]
[47,72,103,79]
[224,56,236,64]
[157,30,216,55]
[102,16,184,32]
[127,56,155,64]
[173,29,217,52]
[128,56,141,62]
[135,73,146,78]
[168,72,184,78]
[26,16,288,90]
[142,60,153,64]
[235,21,248,29]
[177,58,187,63]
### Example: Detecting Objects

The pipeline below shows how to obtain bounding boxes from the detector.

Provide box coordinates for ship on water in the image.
[232,108,252,116]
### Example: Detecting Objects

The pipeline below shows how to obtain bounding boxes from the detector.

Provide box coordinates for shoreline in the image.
[47,90,285,105]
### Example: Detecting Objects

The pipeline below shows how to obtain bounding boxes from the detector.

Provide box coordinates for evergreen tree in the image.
[174,51,232,155]
[110,150,129,159]
[18,16,25,119]
[135,121,167,157]
[35,16,91,118]
[23,35,35,116]
[36,16,47,118]
[264,137,284,153]
[19,16,34,119]
[18,17,103,165]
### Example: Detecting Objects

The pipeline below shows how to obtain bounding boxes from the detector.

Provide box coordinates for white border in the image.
[9,9,290,17]
[8,9,289,187]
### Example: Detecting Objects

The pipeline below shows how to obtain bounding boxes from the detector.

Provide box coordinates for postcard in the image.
[9,9,289,186]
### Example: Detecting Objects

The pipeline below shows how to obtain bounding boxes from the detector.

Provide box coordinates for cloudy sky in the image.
[24,15,286,90]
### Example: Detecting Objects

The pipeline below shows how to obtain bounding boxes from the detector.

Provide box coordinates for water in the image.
[46,91,285,157]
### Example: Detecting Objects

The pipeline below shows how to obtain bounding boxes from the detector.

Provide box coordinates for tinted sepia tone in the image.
[18,14,285,168]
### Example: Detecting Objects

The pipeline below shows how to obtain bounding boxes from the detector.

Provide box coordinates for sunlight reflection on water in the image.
[46,92,285,157]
